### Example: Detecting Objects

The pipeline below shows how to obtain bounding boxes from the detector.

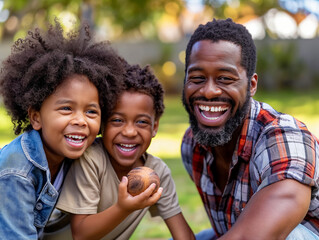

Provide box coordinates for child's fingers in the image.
[118,176,128,195]
[142,183,158,197]
[149,187,163,201]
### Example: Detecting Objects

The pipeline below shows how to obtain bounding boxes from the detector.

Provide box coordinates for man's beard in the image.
[182,89,251,148]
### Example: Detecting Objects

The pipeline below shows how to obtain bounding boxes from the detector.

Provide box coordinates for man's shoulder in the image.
[251,99,305,132]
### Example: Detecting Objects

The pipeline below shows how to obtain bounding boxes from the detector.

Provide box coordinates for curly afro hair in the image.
[121,64,164,120]
[0,18,125,135]
[185,18,256,80]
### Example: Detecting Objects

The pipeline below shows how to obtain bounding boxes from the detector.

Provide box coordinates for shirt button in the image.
[36,203,43,210]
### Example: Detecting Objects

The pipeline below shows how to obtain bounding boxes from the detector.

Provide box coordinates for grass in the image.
[1,90,319,239]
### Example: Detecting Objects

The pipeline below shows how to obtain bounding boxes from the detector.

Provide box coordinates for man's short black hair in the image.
[185,18,256,80]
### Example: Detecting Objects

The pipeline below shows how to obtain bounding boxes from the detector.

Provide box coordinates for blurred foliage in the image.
[256,41,306,90]
[0,0,298,41]
[204,0,280,19]
[0,0,183,41]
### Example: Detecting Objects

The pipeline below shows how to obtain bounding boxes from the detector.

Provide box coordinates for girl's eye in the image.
[86,109,100,118]
[86,109,99,115]
[59,106,72,112]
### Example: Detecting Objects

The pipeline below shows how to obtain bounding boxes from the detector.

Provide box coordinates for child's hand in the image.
[117,176,163,213]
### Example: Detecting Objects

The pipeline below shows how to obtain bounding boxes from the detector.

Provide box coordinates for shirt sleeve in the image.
[56,146,103,214]
[148,162,181,220]
[0,174,38,240]
[251,126,319,192]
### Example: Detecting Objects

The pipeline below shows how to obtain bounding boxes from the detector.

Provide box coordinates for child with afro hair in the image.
[0,18,125,239]
[56,63,195,240]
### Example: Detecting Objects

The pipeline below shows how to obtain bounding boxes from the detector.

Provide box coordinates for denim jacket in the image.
[0,130,71,240]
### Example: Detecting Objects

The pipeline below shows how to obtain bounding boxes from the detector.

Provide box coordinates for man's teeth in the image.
[199,105,228,112]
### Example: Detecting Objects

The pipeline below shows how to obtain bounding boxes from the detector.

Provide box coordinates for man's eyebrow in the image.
[218,67,239,75]
[187,66,203,73]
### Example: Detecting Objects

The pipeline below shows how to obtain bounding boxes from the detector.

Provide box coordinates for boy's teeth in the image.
[119,144,137,152]
[121,144,135,147]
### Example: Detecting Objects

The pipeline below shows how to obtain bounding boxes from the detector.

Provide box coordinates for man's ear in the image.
[250,73,258,97]
[28,107,42,130]
[152,119,159,138]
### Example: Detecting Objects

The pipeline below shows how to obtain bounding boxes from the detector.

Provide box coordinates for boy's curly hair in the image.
[185,18,256,80]
[0,18,125,135]
[122,64,164,120]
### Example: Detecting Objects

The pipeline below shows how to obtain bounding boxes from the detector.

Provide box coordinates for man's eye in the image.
[188,75,205,83]
[218,76,233,81]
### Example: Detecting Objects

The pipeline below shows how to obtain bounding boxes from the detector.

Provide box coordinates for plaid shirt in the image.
[181,98,319,237]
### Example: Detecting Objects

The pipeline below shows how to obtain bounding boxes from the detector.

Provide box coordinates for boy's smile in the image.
[103,91,159,174]
[29,74,101,165]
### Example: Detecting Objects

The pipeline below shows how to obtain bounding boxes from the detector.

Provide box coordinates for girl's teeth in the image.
[66,135,85,140]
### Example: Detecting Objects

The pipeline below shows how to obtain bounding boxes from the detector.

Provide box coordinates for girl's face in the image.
[29,74,101,165]
[102,91,159,174]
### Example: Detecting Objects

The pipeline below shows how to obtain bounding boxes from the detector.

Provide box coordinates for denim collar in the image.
[21,130,48,171]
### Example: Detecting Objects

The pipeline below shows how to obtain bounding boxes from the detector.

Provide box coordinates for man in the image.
[181,18,319,240]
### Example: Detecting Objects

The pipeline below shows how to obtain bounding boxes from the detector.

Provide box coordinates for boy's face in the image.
[103,91,159,171]
[29,74,101,164]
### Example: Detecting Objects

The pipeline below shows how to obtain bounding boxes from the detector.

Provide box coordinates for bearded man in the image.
[181,18,319,240]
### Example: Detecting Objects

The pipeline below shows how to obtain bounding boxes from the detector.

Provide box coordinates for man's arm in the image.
[219,179,311,240]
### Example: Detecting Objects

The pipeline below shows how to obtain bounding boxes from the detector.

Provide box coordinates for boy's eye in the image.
[136,119,150,126]
[110,118,123,123]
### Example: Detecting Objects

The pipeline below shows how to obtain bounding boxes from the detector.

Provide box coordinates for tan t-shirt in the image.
[56,138,181,240]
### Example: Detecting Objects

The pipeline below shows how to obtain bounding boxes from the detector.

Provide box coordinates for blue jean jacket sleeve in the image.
[0,174,38,240]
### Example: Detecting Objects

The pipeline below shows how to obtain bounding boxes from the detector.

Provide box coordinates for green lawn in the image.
[1,91,319,239]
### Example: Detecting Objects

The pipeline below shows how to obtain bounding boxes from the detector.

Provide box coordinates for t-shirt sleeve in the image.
[56,143,104,214]
[251,126,319,193]
[148,161,181,220]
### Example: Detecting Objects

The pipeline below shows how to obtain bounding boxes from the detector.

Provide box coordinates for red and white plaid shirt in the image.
[181,98,319,237]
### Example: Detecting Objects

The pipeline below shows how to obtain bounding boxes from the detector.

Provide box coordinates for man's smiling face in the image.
[183,40,257,147]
